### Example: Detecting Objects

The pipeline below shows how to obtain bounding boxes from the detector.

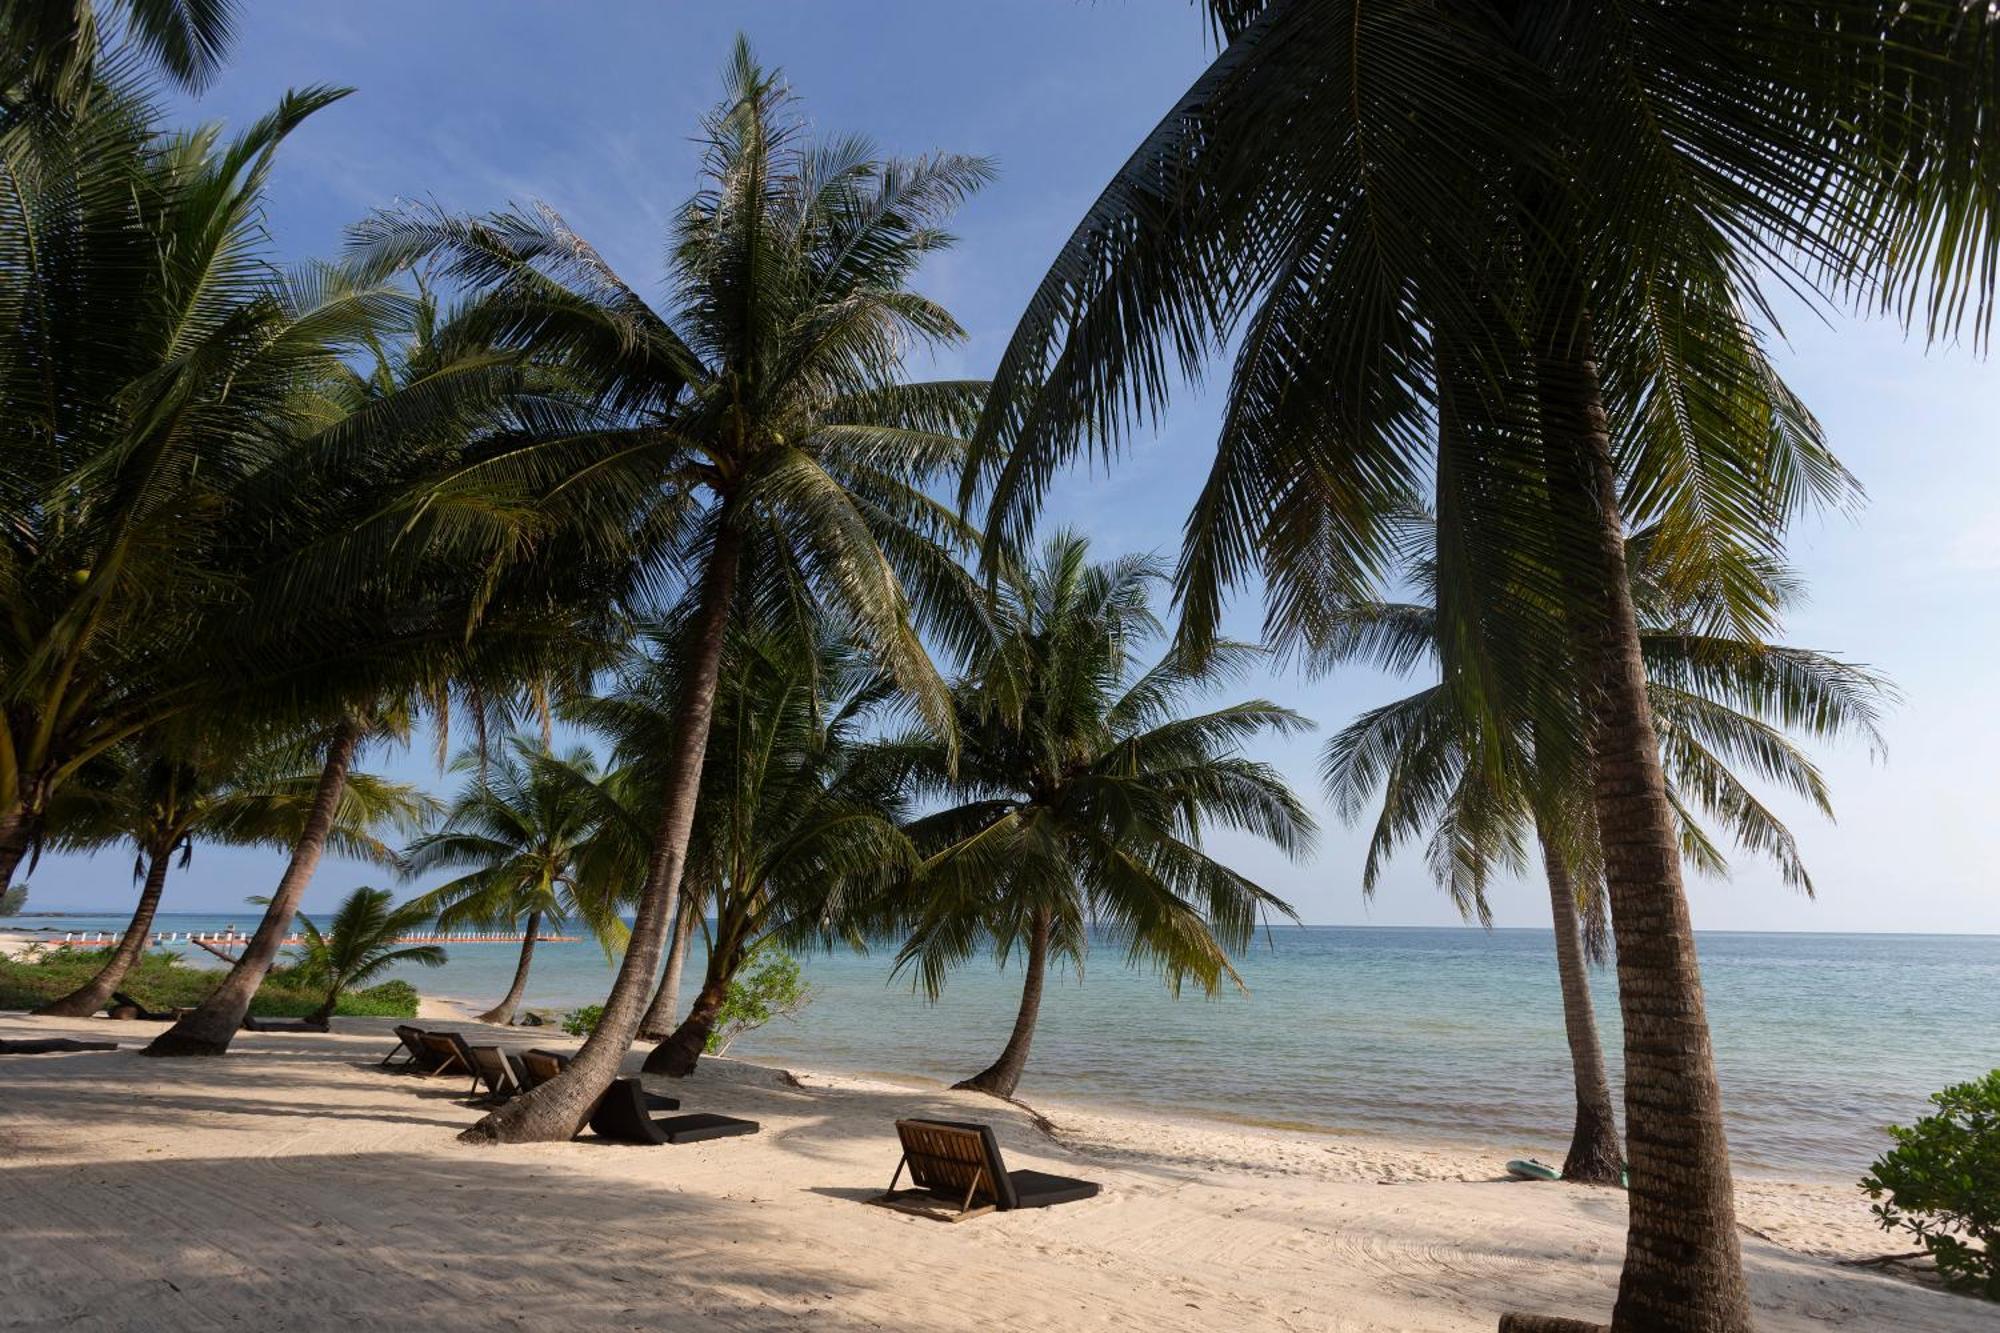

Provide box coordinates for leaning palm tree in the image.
[1320,524,1890,1184]
[32,729,433,1017]
[964,7,1991,1325]
[402,738,630,1025]
[345,38,993,1142]
[889,533,1315,1098]
[595,629,916,1077]
[288,886,446,1025]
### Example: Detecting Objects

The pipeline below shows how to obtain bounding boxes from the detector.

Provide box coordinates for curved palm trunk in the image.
[955,908,1052,1099]
[1539,330,1752,1332]
[35,845,174,1017]
[0,805,32,895]
[646,965,729,1077]
[463,515,742,1142]
[1538,829,1623,1185]
[143,722,363,1057]
[476,910,541,1025]
[638,900,699,1041]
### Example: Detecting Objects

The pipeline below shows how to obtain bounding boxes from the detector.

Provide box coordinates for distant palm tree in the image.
[1320,524,1890,1183]
[349,38,994,1142]
[403,738,631,1025]
[289,886,445,1025]
[965,8,1989,1324]
[888,533,1314,1098]
[33,730,433,1017]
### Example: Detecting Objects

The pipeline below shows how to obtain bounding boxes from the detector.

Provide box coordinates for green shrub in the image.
[1862,1069,2000,1299]
[0,947,420,1019]
[0,885,25,915]
[560,1003,604,1037]
[706,948,813,1055]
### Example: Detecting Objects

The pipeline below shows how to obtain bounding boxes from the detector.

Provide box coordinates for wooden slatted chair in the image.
[869,1119,1101,1222]
[518,1049,681,1110]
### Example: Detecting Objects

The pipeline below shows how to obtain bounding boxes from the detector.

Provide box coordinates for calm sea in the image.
[12,912,1996,1180]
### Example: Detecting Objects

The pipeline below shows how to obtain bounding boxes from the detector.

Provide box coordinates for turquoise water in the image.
[12,913,1996,1180]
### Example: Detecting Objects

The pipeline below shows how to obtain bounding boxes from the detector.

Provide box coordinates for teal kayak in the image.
[1506,1158,1563,1182]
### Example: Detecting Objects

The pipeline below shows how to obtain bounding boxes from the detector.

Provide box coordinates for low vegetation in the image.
[1863,1070,2000,1299]
[0,947,419,1020]
[705,949,813,1056]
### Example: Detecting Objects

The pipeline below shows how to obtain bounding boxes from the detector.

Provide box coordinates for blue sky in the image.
[23,3,2000,933]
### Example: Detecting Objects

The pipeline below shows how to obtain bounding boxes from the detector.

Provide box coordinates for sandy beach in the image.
[0,1010,1979,1332]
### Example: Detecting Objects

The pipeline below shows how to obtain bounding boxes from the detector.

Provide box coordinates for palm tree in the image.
[403,738,631,1025]
[1,0,239,103]
[585,629,916,1077]
[888,533,1315,1098]
[346,38,993,1142]
[1320,525,1890,1183]
[963,8,1990,1324]
[288,886,446,1025]
[32,729,433,1017]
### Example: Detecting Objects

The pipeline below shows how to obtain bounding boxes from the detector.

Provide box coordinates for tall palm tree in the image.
[963,8,1990,1325]
[288,885,446,1025]
[403,738,631,1025]
[888,533,1315,1098]
[32,729,433,1017]
[347,39,993,1142]
[1320,525,1890,1183]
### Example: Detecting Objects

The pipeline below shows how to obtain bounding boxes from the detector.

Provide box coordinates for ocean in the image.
[11,912,1995,1181]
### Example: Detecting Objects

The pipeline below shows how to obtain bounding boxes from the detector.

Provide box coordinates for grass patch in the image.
[0,946,421,1019]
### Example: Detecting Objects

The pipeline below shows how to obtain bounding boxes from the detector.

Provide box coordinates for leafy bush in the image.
[0,947,420,1019]
[1862,1069,2000,1299]
[0,885,25,915]
[706,949,813,1055]
[560,1003,603,1037]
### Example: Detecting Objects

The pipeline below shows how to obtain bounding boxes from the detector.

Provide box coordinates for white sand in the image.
[0,1011,1979,1332]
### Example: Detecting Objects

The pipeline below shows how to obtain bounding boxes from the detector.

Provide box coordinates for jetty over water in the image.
[45,929,579,951]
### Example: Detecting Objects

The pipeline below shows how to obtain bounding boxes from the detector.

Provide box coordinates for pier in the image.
[45,929,579,952]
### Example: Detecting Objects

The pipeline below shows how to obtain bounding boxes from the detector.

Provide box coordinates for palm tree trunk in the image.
[1539,328,1752,1332]
[638,899,699,1041]
[143,722,363,1057]
[463,511,742,1142]
[1538,828,1624,1185]
[0,797,39,894]
[476,910,541,1025]
[646,968,728,1077]
[35,844,174,1017]
[954,908,1052,1099]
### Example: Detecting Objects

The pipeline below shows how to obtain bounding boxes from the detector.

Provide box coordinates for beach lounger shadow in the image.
[241,1015,330,1034]
[868,1119,1100,1222]
[0,1038,119,1054]
[586,1078,757,1145]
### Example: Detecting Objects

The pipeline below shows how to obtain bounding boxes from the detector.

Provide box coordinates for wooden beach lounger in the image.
[108,991,179,1021]
[0,1038,118,1054]
[416,1031,479,1088]
[869,1119,1101,1222]
[380,1025,428,1068]
[466,1045,530,1104]
[586,1078,756,1145]
[518,1049,681,1110]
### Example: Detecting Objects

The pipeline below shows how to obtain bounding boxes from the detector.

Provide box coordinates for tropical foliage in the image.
[887,533,1314,1097]
[288,886,446,1024]
[1863,1069,2000,1300]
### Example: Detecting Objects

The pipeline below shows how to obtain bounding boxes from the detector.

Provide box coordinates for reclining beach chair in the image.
[108,991,178,1021]
[518,1049,681,1110]
[586,1078,756,1145]
[466,1045,529,1104]
[869,1119,1101,1222]
[415,1030,479,1089]
[380,1025,428,1069]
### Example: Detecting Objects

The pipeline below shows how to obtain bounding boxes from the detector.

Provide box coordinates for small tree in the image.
[0,885,24,916]
[1862,1070,2000,1299]
[704,948,813,1056]
[289,888,446,1024]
